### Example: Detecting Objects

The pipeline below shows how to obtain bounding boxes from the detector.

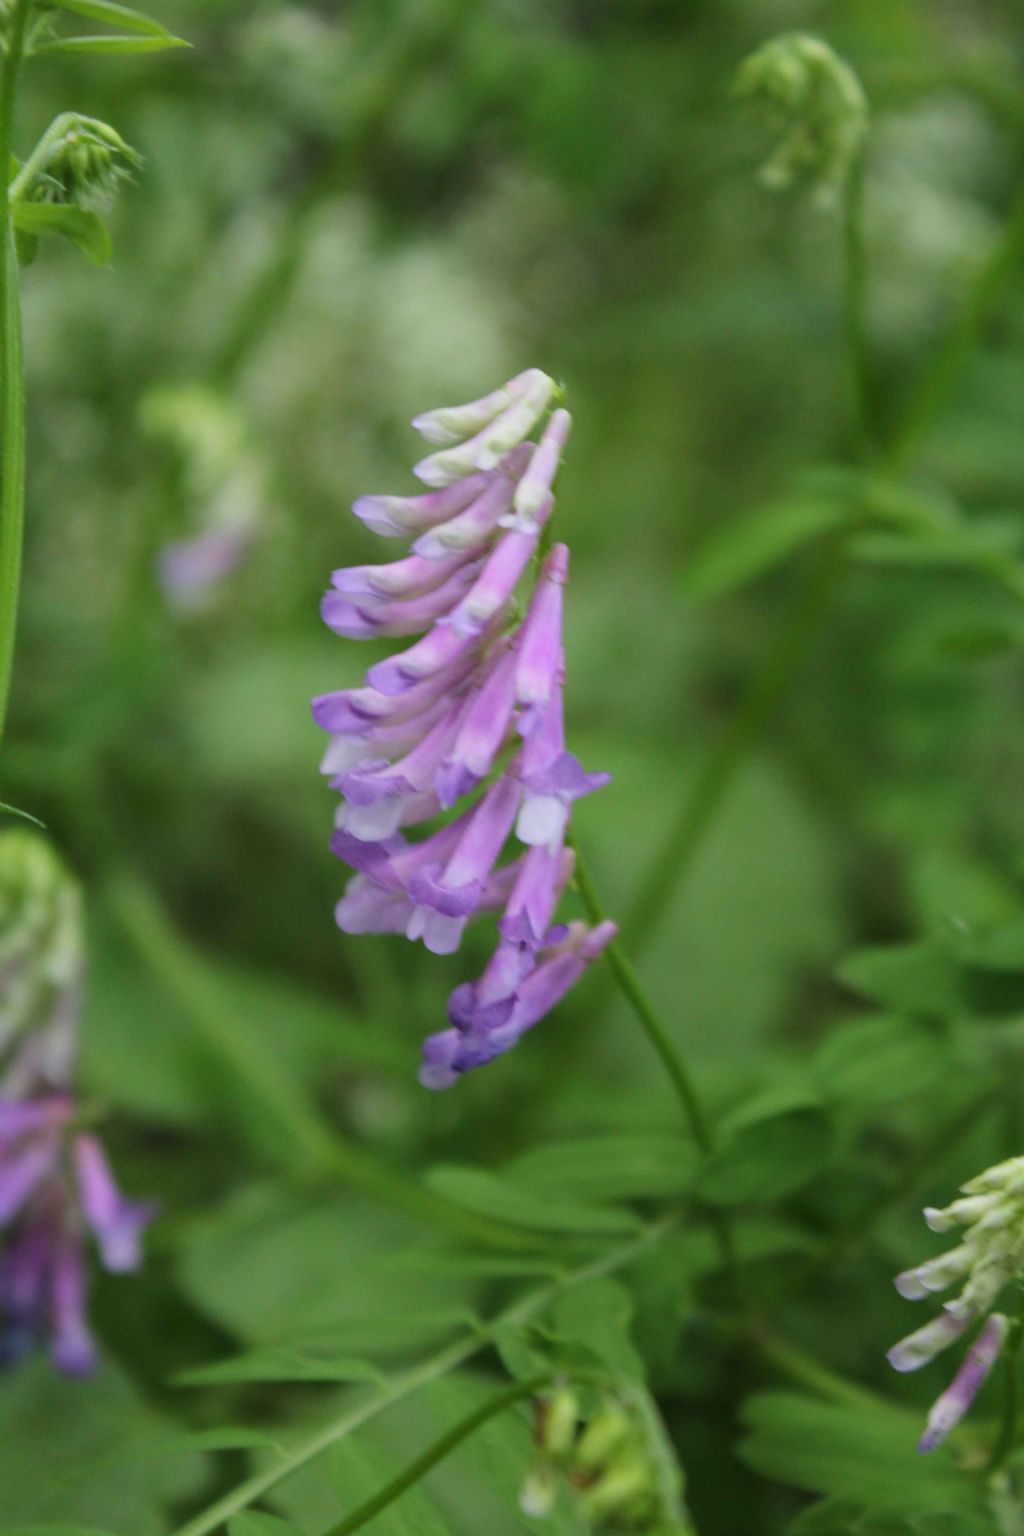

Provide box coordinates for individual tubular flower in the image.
[313,370,613,1085]
[887,1153,1024,1452]
[0,831,154,1375]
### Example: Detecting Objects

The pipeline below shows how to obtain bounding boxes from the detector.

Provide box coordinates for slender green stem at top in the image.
[171,1217,673,1536]
[624,129,1024,959]
[106,870,536,1254]
[323,1373,551,1536]
[0,0,32,751]
[841,150,876,457]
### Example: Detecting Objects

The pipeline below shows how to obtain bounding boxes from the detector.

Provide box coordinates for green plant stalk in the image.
[106,871,535,1253]
[322,1373,551,1536]
[842,151,876,456]
[573,844,713,1154]
[570,841,743,1301]
[625,149,1024,957]
[0,0,32,751]
[171,1217,673,1536]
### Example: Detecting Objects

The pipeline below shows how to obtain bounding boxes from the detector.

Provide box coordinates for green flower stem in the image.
[842,151,876,456]
[0,0,32,751]
[171,1217,673,1536]
[987,1301,1024,1475]
[322,1373,552,1536]
[570,841,743,1302]
[106,871,534,1254]
[572,843,713,1154]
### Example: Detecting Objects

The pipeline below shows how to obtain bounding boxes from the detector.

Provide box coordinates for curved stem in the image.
[570,842,743,1302]
[323,1373,551,1536]
[842,152,876,457]
[572,843,713,1154]
[171,1217,672,1536]
[106,870,534,1253]
[0,0,31,750]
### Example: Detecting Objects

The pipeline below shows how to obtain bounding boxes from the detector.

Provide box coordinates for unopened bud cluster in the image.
[20,113,141,207]
[888,1155,1024,1452]
[521,1386,670,1532]
[734,33,867,199]
[0,831,152,1375]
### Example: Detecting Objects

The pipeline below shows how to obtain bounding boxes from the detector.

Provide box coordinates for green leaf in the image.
[425,1165,641,1235]
[188,1428,284,1452]
[547,1276,645,1381]
[11,203,111,265]
[227,1515,305,1536]
[46,0,182,37]
[682,497,845,601]
[739,1393,985,1516]
[1,1529,123,1536]
[837,943,964,1016]
[849,516,1023,572]
[696,1090,832,1204]
[176,1349,384,1388]
[505,1133,696,1202]
[839,940,1024,1019]
[33,33,190,54]
[813,1015,948,1106]
[0,1358,203,1527]
[789,1500,997,1536]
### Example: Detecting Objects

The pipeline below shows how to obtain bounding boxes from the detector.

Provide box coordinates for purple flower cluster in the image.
[887,1155,1024,1452]
[313,370,615,1087]
[0,1102,152,1375]
[0,831,154,1374]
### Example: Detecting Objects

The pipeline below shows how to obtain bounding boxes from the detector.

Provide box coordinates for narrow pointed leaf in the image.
[33,33,190,54]
[46,0,181,36]
[175,1349,384,1387]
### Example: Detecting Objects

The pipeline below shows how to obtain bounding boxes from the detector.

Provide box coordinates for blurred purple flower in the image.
[314,372,613,1084]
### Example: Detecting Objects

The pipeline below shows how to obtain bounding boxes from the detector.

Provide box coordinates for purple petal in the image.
[918,1314,1008,1453]
[74,1136,153,1274]
[352,475,488,538]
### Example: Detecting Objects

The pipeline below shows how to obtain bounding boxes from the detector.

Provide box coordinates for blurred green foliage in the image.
[6,1,1024,1533]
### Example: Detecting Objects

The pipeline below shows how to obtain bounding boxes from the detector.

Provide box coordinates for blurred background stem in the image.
[625,128,1024,958]
[0,0,31,751]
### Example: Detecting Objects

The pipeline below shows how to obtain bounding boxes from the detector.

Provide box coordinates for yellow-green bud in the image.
[734,33,868,200]
[574,1398,635,1474]
[540,1385,580,1461]
[579,1450,657,1525]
